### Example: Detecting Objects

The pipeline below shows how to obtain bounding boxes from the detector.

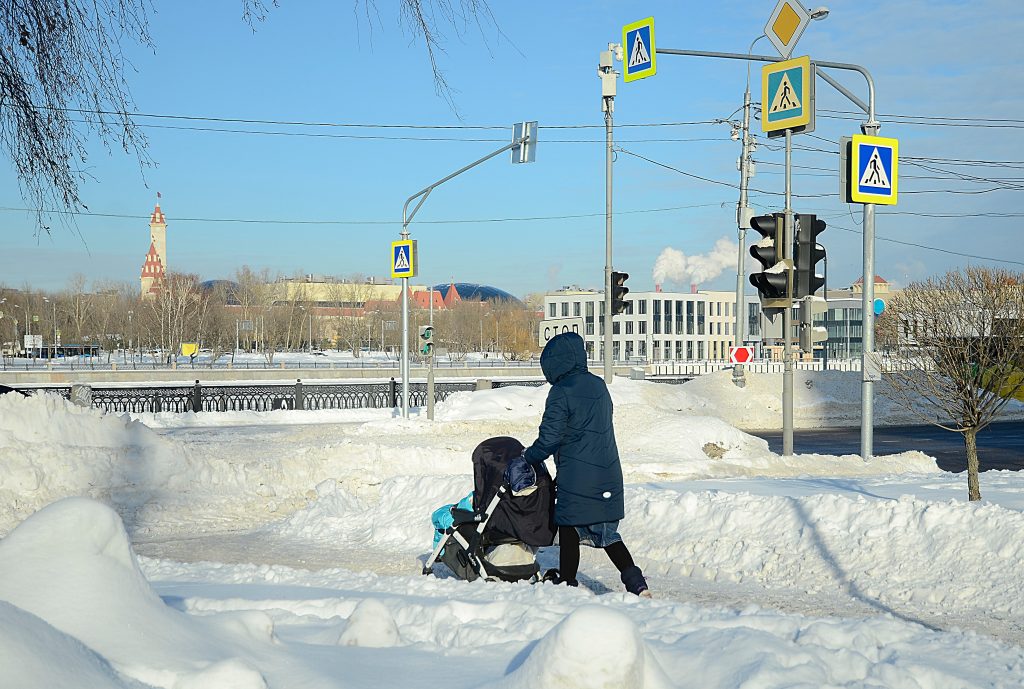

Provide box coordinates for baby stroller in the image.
[423,436,555,583]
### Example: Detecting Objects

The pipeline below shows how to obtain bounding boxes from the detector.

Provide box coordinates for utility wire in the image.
[0,202,727,226]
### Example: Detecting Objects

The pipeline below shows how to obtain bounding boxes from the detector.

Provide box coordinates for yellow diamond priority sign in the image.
[765,0,811,59]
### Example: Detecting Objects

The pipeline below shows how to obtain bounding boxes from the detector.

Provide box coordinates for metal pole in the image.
[732,84,752,388]
[782,128,794,456]
[603,102,614,382]
[822,248,829,372]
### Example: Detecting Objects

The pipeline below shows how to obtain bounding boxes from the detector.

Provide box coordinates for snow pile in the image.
[338,598,401,647]
[483,606,672,689]
[0,498,270,688]
[0,393,182,534]
[434,385,547,422]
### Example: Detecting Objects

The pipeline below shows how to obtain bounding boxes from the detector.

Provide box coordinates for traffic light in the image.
[611,271,630,315]
[794,213,827,298]
[419,325,434,356]
[749,212,790,319]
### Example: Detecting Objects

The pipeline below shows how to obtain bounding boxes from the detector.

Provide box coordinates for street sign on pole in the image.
[538,317,584,347]
[390,240,417,279]
[511,121,538,163]
[622,17,656,82]
[729,346,754,364]
[764,0,811,59]
[850,134,899,205]
[762,56,814,135]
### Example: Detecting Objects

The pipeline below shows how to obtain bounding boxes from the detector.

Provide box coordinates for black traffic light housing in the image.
[611,271,630,315]
[419,325,434,356]
[794,213,827,298]
[749,213,790,318]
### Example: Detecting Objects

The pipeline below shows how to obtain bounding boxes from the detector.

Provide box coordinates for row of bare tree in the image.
[0,269,543,364]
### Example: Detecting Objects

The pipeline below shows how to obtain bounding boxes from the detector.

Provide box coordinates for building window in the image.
[549,303,556,317]
[687,340,693,359]
[687,302,695,335]
[638,340,647,357]
[561,302,569,317]
[652,340,660,360]
[573,302,581,317]
[675,341,683,359]
[698,341,705,359]
[586,301,594,317]
[638,321,647,335]
[675,301,684,335]
[625,341,634,358]
[638,300,647,315]
[613,321,620,335]
[625,321,634,335]
[697,302,706,335]
[586,321,594,335]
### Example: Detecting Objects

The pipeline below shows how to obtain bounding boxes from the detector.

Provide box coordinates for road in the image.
[749,420,1024,472]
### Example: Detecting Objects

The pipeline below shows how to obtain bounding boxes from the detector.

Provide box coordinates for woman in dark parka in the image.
[522,332,649,596]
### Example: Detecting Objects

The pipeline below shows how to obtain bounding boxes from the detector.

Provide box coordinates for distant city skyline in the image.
[1,0,1022,298]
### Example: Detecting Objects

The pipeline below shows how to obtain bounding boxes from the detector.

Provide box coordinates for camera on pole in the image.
[611,271,630,315]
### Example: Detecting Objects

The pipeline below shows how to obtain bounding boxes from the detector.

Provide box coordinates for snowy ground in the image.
[2,371,1024,688]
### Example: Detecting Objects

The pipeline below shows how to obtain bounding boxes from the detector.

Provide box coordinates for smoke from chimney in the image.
[652,237,737,290]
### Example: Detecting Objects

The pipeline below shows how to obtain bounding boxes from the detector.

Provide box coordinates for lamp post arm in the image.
[401,138,525,234]
[656,48,877,129]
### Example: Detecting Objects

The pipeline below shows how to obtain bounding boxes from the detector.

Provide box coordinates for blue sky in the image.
[1,0,1022,297]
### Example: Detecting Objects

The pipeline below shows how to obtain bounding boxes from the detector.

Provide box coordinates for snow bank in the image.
[0,392,182,534]
[0,498,267,687]
[0,600,142,689]
[679,369,1024,429]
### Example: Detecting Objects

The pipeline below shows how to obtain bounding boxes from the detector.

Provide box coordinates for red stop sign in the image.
[730,346,753,364]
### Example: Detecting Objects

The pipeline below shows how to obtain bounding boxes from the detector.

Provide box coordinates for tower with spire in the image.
[140,196,168,298]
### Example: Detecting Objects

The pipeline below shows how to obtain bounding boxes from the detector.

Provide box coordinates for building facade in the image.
[543,288,739,361]
[140,202,167,298]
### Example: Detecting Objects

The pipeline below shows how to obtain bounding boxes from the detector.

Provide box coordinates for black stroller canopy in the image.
[472,436,556,548]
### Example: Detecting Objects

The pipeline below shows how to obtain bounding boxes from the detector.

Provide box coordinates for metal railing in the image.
[32,378,545,414]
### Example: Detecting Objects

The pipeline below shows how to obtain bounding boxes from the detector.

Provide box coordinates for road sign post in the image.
[850,134,899,205]
[762,56,814,136]
[622,17,656,82]
[730,346,754,365]
[764,0,812,59]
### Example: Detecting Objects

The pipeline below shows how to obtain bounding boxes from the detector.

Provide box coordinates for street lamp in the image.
[809,6,830,20]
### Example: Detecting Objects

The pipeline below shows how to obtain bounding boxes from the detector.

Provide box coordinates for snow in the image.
[2,371,1024,688]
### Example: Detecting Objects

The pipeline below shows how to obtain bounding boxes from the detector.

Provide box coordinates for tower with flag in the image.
[140,194,168,298]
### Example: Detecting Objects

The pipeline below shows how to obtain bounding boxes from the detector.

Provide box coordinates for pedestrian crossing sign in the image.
[391,239,417,279]
[622,17,656,82]
[850,134,898,205]
[762,56,813,135]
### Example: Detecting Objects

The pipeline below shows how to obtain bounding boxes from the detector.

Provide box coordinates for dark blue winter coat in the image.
[523,332,624,526]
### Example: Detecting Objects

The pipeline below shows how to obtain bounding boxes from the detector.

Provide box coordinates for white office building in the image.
[543,288,742,362]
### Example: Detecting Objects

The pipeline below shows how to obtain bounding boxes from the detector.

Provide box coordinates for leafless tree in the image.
[3,1,496,230]
[878,266,1024,501]
[143,272,211,361]
[328,278,377,356]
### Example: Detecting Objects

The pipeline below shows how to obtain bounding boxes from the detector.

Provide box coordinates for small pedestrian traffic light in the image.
[749,213,790,318]
[419,325,434,356]
[794,213,827,298]
[611,271,630,315]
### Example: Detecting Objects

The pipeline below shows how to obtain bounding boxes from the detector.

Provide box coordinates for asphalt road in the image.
[749,420,1024,472]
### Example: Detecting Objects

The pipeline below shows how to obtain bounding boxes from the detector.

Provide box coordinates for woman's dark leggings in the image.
[557,525,635,583]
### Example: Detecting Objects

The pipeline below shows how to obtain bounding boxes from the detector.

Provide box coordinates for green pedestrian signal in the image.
[419,325,434,356]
